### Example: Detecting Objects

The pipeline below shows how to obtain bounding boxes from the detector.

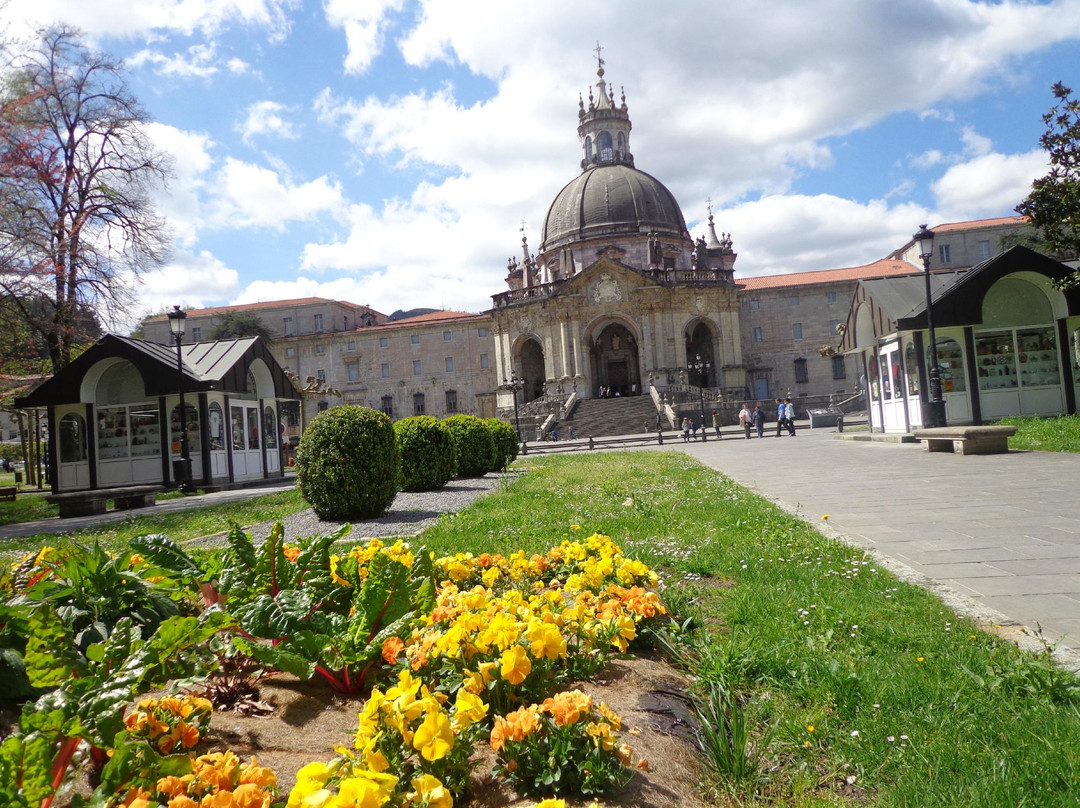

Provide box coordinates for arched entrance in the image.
[518,338,546,402]
[684,322,716,387]
[591,322,640,396]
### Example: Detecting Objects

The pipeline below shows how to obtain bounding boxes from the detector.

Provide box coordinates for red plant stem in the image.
[313,665,347,693]
[42,735,81,808]
[343,665,351,691]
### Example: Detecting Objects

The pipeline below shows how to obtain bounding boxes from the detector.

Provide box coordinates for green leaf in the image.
[24,606,83,687]
[234,637,315,680]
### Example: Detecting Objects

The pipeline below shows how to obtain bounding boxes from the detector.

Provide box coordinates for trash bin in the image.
[172,459,189,484]
[14,471,22,485]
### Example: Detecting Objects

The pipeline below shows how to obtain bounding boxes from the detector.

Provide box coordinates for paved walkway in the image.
[669,428,1080,663]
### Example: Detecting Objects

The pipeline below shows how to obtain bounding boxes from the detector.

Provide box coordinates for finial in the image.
[594,41,605,76]
[620,86,626,107]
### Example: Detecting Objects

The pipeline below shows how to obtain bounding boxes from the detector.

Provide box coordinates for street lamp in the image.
[504,369,525,442]
[686,353,711,442]
[914,224,947,428]
[166,305,193,491]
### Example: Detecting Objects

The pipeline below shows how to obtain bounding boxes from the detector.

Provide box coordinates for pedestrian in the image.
[775,398,785,437]
[753,405,765,438]
[739,403,752,439]
[655,411,662,431]
[784,398,797,436]
[681,416,691,442]
[712,409,722,439]
[691,419,699,439]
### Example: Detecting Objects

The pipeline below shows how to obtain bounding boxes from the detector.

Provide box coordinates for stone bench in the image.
[912,425,1018,456]
[0,485,16,502]
[47,485,165,519]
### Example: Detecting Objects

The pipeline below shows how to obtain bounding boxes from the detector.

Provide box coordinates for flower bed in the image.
[1,528,692,808]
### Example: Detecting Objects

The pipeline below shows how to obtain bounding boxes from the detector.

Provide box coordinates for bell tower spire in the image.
[577,43,633,172]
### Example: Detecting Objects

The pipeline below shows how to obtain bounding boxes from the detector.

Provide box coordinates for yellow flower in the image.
[807,725,814,733]
[452,689,488,731]
[413,710,453,762]
[407,774,452,808]
[524,619,567,660]
[500,645,532,685]
[917,656,925,663]
[535,800,566,808]
[335,771,397,808]
[821,514,830,521]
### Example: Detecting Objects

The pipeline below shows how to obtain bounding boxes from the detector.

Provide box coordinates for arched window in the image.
[584,136,593,163]
[208,402,225,450]
[59,413,87,463]
[263,405,277,449]
[982,278,1052,327]
[597,131,613,162]
[905,343,920,396]
[617,132,626,157]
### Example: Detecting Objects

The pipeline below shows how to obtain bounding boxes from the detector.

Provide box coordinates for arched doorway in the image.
[519,339,546,402]
[684,322,716,387]
[592,322,640,396]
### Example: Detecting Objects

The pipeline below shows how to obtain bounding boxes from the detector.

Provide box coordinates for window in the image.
[59,414,87,463]
[191,326,201,342]
[347,364,359,382]
[827,291,838,304]
[939,244,951,264]
[443,330,452,342]
[380,336,388,347]
[478,327,488,337]
[380,395,393,417]
[794,357,808,383]
[285,347,295,358]
[790,295,800,306]
[829,319,841,335]
[445,390,458,413]
[480,353,490,369]
[314,313,323,331]
[792,323,803,340]
[445,357,454,373]
[283,317,293,335]
[752,327,763,343]
[976,239,991,261]
[347,340,356,351]
[832,355,846,379]
[413,392,425,414]
[315,344,325,355]
[316,369,326,383]
[748,299,760,311]
[381,363,390,378]
[413,360,421,375]
[411,334,420,345]
[343,316,349,331]
[318,401,329,412]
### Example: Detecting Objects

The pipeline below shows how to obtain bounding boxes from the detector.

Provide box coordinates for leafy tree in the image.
[208,309,275,342]
[0,27,171,373]
[0,294,101,375]
[1016,82,1080,286]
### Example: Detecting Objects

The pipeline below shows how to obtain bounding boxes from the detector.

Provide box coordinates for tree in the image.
[209,309,275,342]
[0,293,101,375]
[0,27,171,373]
[1016,82,1080,285]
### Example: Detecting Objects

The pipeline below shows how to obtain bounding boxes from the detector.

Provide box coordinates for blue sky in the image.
[4,0,1079,332]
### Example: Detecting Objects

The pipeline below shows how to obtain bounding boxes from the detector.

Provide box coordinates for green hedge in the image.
[295,406,399,520]
[394,415,457,491]
[485,418,519,472]
[442,414,496,478]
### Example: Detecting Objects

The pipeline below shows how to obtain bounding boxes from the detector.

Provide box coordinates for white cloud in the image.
[238,100,300,144]
[128,43,219,78]
[323,0,404,74]
[114,250,241,333]
[209,158,347,230]
[931,150,1047,220]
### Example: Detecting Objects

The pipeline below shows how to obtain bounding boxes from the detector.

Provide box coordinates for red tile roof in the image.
[374,311,489,330]
[931,215,1027,233]
[146,297,372,320]
[738,259,919,291]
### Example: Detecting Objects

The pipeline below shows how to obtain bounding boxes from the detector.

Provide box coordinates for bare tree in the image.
[0,26,172,372]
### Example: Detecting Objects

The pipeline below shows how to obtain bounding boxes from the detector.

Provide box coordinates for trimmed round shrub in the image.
[394,415,457,492]
[442,414,497,478]
[485,417,519,472]
[295,405,400,520]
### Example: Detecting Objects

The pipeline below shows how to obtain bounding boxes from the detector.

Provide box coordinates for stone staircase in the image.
[558,395,660,438]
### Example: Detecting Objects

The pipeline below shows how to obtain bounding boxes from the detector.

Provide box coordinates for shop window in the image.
[170,403,199,454]
[208,402,225,450]
[937,338,966,393]
[868,355,880,401]
[445,357,454,373]
[58,413,87,463]
[794,358,808,383]
[263,406,277,449]
[445,390,458,413]
[413,392,425,415]
[832,355,846,380]
[905,343,919,396]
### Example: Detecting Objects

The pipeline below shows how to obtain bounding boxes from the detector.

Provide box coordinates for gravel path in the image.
[185,474,510,548]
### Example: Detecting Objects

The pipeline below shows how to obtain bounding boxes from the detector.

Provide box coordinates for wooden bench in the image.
[47,485,165,519]
[912,425,1018,456]
[0,485,16,502]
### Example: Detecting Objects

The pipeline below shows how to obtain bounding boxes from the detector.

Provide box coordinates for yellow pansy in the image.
[413,710,453,762]
[499,644,532,685]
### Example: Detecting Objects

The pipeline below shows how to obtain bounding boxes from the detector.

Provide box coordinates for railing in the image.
[492,267,736,307]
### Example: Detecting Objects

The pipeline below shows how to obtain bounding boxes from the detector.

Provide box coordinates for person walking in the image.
[753,405,765,438]
[739,403,752,439]
[681,416,692,442]
[784,398,797,436]
[775,398,785,438]
[712,409,722,439]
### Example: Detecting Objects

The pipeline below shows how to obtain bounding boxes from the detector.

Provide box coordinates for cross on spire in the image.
[594,41,604,71]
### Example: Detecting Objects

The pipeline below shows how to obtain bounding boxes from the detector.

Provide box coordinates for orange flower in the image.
[238,757,277,790]
[381,636,405,665]
[542,690,592,726]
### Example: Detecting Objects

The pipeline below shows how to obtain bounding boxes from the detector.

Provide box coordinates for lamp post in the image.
[914,225,947,428]
[687,353,711,441]
[166,306,193,491]
[504,369,525,442]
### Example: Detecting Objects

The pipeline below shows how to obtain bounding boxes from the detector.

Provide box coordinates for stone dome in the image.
[539,164,688,253]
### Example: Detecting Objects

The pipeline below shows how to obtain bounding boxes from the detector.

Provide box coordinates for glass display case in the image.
[1016,327,1060,388]
[976,332,1018,392]
[97,406,130,460]
[98,404,161,460]
[169,403,201,454]
[130,407,161,458]
[936,339,966,393]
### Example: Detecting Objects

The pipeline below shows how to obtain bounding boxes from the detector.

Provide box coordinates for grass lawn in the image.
[1000,413,1080,452]
[4,451,1080,805]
